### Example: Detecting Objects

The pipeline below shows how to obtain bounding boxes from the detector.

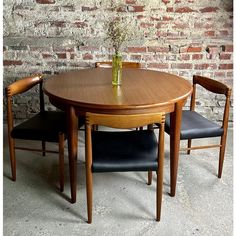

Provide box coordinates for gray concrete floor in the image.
[3,126,233,236]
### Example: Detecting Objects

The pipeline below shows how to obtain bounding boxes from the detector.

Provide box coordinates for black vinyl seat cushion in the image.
[165,110,224,140]
[11,111,68,142]
[91,130,158,173]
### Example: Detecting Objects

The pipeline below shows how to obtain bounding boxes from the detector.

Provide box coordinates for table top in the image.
[43,68,192,114]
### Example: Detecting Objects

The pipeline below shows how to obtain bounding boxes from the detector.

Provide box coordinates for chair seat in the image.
[92,130,158,172]
[165,110,224,140]
[11,111,67,142]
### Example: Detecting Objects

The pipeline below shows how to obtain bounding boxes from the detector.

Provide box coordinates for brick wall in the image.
[3,0,233,125]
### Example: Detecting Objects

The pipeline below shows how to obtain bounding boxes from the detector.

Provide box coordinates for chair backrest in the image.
[86,112,165,130]
[5,74,44,130]
[95,62,141,69]
[190,75,232,129]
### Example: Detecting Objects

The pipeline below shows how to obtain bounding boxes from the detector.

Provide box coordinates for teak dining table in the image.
[43,68,192,203]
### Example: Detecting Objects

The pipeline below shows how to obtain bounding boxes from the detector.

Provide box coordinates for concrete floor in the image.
[3,126,233,236]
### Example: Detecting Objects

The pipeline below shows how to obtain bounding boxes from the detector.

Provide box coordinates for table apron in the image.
[49,97,175,115]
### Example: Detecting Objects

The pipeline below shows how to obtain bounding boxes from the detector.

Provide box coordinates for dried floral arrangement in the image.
[102,0,158,54]
[76,0,159,55]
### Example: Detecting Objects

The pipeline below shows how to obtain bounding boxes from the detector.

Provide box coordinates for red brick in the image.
[172,63,193,69]
[148,46,169,53]
[192,54,203,60]
[126,0,136,4]
[137,15,145,20]
[50,21,66,27]
[42,53,53,59]
[162,0,170,4]
[36,0,55,3]
[57,53,67,59]
[83,53,93,60]
[214,72,226,78]
[219,30,229,36]
[140,22,154,28]
[194,22,213,29]
[221,45,233,52]
[127,47,146,53]
[219,54,231,60]
[187,46,202,53]
[219,64,233,70]
[147,63,169,69]
[129,6,144,12]
[194,64,217,70]
[117,6,127,12]
[151,16,161,21]
[180,54,190,60]
[156,22,169,28]
[173,22,188,29]
[4,60,23,66]
[82,6,97,11]
[162,16,174,21]
[175,7,195,13]
[204,31,215,36]
[200,7,219,13]
[166,7,174,12]
[74,21,87,28]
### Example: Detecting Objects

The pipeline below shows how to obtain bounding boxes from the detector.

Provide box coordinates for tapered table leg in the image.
[169,101,183,197]
[67,106,78,203]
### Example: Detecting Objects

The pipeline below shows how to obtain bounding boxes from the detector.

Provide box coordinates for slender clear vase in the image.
[112,53,122,86]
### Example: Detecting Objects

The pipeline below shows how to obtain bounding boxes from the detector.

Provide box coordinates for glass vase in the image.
[112,54,122,86]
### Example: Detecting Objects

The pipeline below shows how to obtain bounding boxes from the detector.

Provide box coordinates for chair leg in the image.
[42,141,46,156]
[187,139,191,155]
[147,171,152,185]
[156,122,164,221]
[8,137,16,181]
[86,170,93,224]
[59,133,64,192]
[218,134,227,178]
[156,167,163,221]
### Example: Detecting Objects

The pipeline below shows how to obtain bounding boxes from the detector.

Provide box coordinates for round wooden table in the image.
[44,68,192,203]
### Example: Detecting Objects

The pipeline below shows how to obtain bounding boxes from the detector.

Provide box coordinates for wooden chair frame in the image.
[181,75,232,178]
[6,74,65,191]
[85,112,165,223]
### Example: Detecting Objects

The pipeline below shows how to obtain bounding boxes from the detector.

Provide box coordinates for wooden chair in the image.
[165,75,231,178]
[85,112,165,223]
[95,61,141,68]
[5,74,67,192]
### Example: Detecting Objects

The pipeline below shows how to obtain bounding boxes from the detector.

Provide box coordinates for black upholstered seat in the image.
[92,130,158,172]
[11,111,67,142]
[165,111,224,140]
